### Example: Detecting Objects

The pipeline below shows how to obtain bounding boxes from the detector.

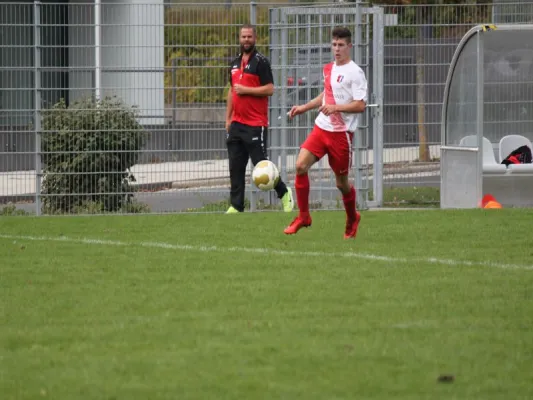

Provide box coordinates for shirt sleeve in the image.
[228,64,233,87]
[257,59,274,86]
[351,67,368,102]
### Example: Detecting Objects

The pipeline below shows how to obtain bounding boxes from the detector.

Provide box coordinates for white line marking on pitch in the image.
[391,320,438,329]
[0,234,532,271]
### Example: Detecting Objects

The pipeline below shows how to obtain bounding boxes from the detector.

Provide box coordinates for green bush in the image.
[0,204,31,216]
[41,97,148,214]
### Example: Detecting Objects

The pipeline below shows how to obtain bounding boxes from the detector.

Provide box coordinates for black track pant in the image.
[226,121,288,211]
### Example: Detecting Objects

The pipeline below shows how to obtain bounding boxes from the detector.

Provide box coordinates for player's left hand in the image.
[318,104,338,116]
[233,84,248,95]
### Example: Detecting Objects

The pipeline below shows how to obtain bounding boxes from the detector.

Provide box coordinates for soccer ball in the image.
[252,160,280,191]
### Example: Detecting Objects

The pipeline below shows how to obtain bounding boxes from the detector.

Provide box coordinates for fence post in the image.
[250,1,256,25]
[249,1,258,212]
[353,0,364,207]
[34,1,42,216]
[279,11,288,185]
[372,7,385,207]
[475,31,484,206]
[95,0,101,101]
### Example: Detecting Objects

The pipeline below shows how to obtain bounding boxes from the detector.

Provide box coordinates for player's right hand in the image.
[288,105,305,119]
[225,120,231,132]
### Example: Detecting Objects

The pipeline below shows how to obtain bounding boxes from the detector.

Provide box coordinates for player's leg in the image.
[246,126,293,212]
[327,130,360,239]
[294,148,318,217]
[284,126,324,235]
[335,173,360,239]
[226,123,249,213]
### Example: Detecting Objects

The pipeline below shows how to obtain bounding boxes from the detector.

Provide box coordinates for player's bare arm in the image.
[233,83,274,97]
[225,87,233,131]
[288,92,324,118]
[319,99,366,116]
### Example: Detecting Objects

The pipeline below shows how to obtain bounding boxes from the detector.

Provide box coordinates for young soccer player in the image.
[284,26,368,239]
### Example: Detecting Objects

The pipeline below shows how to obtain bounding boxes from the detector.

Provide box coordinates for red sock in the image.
[343,186,357,221]
[295,174,310,217]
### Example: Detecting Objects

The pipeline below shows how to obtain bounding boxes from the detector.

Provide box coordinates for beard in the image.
[240,43,255,54]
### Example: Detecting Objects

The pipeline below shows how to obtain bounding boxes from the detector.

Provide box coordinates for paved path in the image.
[0,145,441,197]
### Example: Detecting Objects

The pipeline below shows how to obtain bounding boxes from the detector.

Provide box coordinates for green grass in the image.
[2,210,533,399]
[381,186,440,207]
[184,186,441,213]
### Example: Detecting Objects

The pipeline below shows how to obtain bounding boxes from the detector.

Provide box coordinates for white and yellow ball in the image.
[252,160,280,191]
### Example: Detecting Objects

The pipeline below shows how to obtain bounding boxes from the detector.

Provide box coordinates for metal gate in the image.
[268,3,384,209]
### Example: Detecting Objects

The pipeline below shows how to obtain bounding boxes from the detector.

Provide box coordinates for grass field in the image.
[2,209,533,399]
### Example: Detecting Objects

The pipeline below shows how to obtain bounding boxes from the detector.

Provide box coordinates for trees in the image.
[164,1,493,161]
[164,6,270,105]
[368,0,493,161]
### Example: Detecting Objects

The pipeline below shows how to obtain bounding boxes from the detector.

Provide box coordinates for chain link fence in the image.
[1,1,531,215]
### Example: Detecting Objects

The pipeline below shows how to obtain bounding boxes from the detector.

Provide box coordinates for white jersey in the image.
[314,60,368,133]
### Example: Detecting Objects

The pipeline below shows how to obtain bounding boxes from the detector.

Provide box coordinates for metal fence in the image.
[0,1,531,215]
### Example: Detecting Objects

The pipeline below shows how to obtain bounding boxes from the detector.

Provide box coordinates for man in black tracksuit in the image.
[225,24,294,214]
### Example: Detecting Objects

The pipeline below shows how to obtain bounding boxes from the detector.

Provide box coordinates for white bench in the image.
[441,134,533,208]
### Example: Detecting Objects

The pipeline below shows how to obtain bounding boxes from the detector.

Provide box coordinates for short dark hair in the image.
[332,26,352,43]
[240,24,256,36]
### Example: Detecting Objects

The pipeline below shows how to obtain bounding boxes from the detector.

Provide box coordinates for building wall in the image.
[68,0,96,102]
[0,0,165,172]
[69,0,165,124]
[0,2,33,127]
[100,0,165,124]
[0,0,165,126]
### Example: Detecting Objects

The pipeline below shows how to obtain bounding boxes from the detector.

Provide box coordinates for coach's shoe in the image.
[283,215,312,235]
[225,206,240,214]
[344,212,361,239]
[281,187,294,212]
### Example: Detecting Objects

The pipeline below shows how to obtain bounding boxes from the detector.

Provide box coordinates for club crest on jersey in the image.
[337,75,344,83]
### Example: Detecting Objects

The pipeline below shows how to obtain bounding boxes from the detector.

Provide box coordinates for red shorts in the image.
[301,125,354,175]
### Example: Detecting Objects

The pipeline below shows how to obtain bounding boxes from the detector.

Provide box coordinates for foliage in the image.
[163,2,494,103]
[376,0,493,39]
[70,199,151,215]
[164,6,270,104]
[368,0,493,161]
[40,97,148,215]
[0,204,31,216]
[367,186,440,207]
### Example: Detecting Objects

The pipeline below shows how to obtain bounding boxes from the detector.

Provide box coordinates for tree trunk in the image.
[416,6,430,162]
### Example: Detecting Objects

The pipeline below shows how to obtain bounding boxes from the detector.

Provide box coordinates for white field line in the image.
[0,234,532,271]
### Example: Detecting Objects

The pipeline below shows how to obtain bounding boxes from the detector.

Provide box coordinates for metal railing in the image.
[0,1,530,214]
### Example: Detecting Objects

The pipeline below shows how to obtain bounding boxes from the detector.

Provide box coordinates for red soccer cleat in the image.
[344,212,361,239]
[283,215,312,235]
